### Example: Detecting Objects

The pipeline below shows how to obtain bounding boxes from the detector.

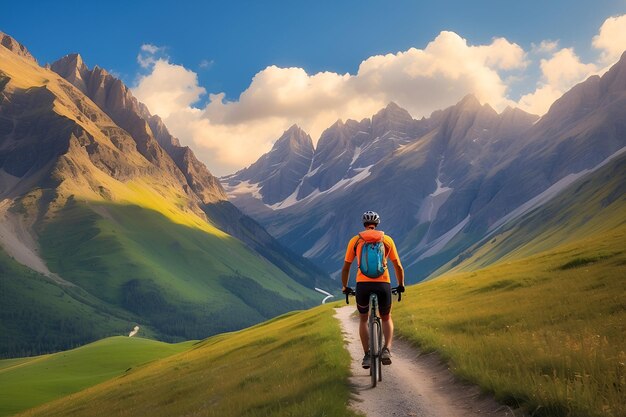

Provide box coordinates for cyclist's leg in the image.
[376,283,394,349]
[355,282,372,353]
[382,317,394,349]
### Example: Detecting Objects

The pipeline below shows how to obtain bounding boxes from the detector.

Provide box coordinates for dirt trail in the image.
[335,306,517,417]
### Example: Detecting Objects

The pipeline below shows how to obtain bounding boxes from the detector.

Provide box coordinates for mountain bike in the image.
[346,286,402,388]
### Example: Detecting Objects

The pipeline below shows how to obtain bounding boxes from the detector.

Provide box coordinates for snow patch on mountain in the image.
[350,146,362,166]
[417,177,453,223]
[269,165,374,210]
[222,180,262,199]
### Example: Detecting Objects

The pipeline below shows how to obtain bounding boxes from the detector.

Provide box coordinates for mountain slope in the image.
[225,96,538,278]
[49,53,333,291]
[14,306,357,417]
[442,148,626,274]
[223,56,626,282]
[0,35,324,355]
[0,245,138,358]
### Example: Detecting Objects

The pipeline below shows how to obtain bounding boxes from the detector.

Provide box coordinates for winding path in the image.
[335,306,518,417]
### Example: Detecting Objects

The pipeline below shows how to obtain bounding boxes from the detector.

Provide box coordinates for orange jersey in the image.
[344,230,400,283]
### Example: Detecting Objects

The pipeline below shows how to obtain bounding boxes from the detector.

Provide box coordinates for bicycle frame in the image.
[345,286,402,388]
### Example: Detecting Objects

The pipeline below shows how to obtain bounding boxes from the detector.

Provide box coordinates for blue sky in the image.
[2,1,625,174]
[3,0,623,99]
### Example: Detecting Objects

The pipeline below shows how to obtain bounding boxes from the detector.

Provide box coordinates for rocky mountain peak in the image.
[282,124,312,147]
[456,94,485,112]
[50,54,87,76]
[273,124,314,152]
[225,125,314,205]
[0,31,37,62]
[50,53,228,203]
[371,101,415,139]
[373,101,412,121]
[500,106,539,124]
[50,54,89,92]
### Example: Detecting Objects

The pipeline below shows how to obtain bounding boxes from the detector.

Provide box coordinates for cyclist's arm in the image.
[392,259,404,287]
[341,261,352,291]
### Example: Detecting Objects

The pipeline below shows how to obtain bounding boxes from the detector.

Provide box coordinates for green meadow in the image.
[0,246,138,357]
[39,199,318,341]
[0,337,194,416]
[394,226,626,417]
[14,305,357,417]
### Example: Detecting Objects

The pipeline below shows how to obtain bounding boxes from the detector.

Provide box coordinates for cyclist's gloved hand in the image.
[342,286,354,295]
[396,285,405,293]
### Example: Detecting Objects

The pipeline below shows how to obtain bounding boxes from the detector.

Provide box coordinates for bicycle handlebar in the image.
[345,287,403,304]
[345,289,356,304]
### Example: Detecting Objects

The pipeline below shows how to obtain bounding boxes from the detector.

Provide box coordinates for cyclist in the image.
[342,211,405,369]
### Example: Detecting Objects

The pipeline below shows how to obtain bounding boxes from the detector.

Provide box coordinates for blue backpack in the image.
[355,231,387,278]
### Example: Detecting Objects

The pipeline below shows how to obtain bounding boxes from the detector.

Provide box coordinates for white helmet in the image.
[362,211,380,225]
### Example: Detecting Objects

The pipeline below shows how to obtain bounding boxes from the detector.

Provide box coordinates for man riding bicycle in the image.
[342,211,405,369]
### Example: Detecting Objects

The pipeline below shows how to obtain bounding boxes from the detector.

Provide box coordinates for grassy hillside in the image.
[0,337,194,416]
[394,226,626,417]
[443,152,626,274]
[0,247,141,358]
[16,305,357,417]
[38,198,319,341]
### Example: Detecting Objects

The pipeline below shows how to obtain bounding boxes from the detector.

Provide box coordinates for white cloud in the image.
[541,48,597,89]
[133,15,626,175]
[593,14,626,64]
[199,59,214,69]
[531,40,559,54]
[141,44,160,54]
[134,59,206,118]
[133,31,527,175]
[518,14,626,115]
[137,44,167,69]
[517,48,597,115]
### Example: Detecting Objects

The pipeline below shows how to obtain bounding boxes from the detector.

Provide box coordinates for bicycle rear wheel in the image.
[377,317,383,382]
[369,317,380,387]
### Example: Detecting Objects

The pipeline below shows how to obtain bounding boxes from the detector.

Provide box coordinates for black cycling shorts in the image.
[355,282,392,317]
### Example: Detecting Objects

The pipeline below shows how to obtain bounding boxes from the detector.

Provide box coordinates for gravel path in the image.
[335,306,518,417]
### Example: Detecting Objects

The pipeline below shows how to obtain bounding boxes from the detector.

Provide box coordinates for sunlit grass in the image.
[17,305,358,417]
[0,337,194,416]
[394,226,626,417]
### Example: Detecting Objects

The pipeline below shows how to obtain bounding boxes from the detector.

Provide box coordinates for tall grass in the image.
[17,305,358,417]
[394,228,626,417]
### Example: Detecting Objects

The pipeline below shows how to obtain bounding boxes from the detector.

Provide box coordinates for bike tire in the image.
[369,317,379,388]
[377,318,383,382]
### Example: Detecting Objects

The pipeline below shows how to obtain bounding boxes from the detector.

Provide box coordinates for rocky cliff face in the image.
[0,34,334,352]
[0,31,36,62]
[50,54,228,204]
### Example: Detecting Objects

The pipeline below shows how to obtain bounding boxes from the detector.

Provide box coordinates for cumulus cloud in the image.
[133,15,626,175]
[134,59,205,118]
[518,14,626,115]
[593,14,626,64]
[133,31,527,175]
[518,48,598,114]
